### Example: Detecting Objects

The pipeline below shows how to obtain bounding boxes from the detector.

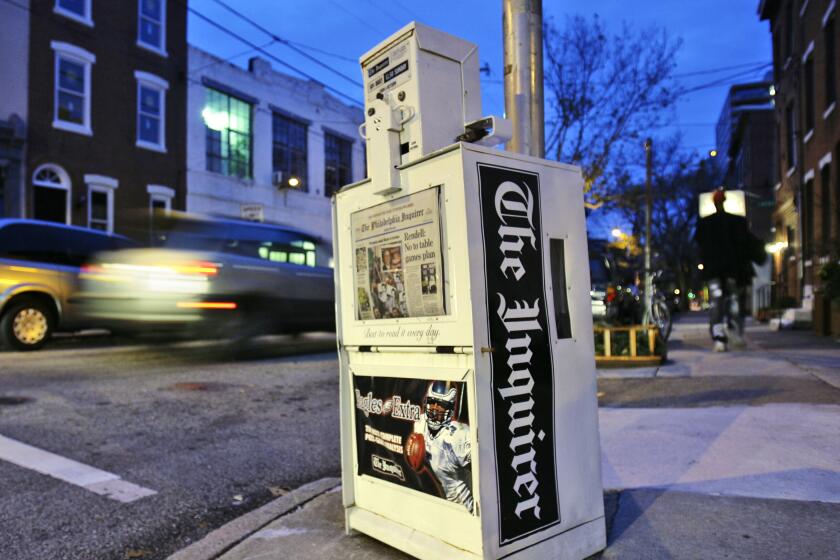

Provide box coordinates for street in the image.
[2,317,839,559]
[0,334,340,560]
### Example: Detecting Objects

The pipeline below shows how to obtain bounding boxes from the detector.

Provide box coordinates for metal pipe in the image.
[504,0,543,156]
[529,0,544,158]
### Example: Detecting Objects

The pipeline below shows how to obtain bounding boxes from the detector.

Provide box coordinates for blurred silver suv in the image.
[78,215,335,339]
[0,219,133,350]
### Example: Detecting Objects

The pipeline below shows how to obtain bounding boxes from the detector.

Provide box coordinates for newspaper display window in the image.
[351,186,446,320]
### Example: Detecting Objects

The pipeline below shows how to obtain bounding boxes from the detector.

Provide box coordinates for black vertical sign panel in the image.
[477,163,560,545]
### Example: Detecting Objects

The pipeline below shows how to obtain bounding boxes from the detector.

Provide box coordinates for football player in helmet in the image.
[410,380,473,512]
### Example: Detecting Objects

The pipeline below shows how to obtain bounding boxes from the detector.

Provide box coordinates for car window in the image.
[160,219,228,251]
[64,229,131,266]
[260,231,317,267]
[589,257,611,288]
[157,218,322,268]
[221,225,318,267]
[0,224,133,267]
[0,224,70,265]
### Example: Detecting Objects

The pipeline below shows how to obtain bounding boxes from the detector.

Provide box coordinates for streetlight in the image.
[611,228,623,239]
[709,149,718,158]
[288,176,301,188]
[765,241,788,254]
[697,263,704,270]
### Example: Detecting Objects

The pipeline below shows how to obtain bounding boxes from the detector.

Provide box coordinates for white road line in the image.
[0,434,157,503]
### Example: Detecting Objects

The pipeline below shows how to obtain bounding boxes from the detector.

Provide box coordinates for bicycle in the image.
[643,270,672,341]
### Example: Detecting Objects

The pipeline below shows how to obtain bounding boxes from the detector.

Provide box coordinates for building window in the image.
[147,184,173,241]
[826,16,837,111]
[147,185,173,242]
[32,164,71,225]
[836,144,840,237]
[0,165,6,217]
[785,2,794,60]
[821,164,831,246]
[51,42,95,136]
[786,101,797,170]
[54,0,92,26]
[147,184,173,211]
[803,176,814,258]
[272,112,308,191]
[803,48,815,134]
[134,71,168,152]
[137,0,166,56]
[324,132,352,197]
[84,175,118,233]
[203,88,252,179]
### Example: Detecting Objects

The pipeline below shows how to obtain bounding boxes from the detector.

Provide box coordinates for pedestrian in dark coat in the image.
[694,189,766,351]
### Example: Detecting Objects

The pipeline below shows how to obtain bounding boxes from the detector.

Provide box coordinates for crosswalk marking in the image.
[0,434,157,503]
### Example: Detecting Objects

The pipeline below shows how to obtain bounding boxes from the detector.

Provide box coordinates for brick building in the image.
[0,0,187,239]
[759,0,840,333]
[0,0,30,218]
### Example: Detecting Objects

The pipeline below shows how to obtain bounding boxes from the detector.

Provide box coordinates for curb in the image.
[167,477,341,560]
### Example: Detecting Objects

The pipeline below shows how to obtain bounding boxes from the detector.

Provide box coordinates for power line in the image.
[285,40,358,64]
[652,122,718,128]
[208,0,363,89]
[188,40,278,75]
[363,0,404,27]
[186,75,361,130]
[389,0,422,21]
[187,5,363,108]
[327,0,389,36]
[673,61,772,78]
[679,64,772,95]
[0,0,27,12]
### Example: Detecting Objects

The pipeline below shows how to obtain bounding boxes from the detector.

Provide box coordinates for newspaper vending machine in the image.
[332,22,606,560]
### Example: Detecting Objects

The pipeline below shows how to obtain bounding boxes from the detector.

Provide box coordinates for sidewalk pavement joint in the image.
[750,337,840,391]
[167,477,340,560]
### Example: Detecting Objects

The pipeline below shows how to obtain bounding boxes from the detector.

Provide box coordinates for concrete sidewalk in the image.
[599,314,840,389]
[168,316,840,559]
[170,482,840,560]
[170,407,840,559]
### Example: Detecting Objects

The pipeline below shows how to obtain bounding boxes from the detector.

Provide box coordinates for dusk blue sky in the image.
[188,0,773,235]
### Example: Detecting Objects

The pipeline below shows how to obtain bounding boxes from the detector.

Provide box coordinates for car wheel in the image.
[1,297,55,351]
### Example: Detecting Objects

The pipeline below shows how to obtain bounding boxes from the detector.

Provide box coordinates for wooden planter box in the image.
[594,324,666,367]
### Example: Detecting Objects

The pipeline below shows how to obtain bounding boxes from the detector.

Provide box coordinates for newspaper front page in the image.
[351,187,445,320]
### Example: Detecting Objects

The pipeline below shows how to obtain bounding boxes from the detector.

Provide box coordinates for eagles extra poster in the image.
[353,376,474,514]
[477,163,561,544]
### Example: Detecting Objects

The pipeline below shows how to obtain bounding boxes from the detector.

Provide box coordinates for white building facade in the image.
[187,46,365,242]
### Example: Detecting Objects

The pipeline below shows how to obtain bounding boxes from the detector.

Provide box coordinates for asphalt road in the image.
[0,334,339,560]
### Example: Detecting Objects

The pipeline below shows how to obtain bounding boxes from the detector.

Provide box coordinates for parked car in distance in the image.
[0,219,134,350]
[78,214,335,340]
[589,255,610,320]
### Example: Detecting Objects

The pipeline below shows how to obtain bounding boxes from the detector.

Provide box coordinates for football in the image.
[404,432,425,471]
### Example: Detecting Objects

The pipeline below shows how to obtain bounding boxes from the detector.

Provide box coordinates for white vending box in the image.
[332,22,605,560]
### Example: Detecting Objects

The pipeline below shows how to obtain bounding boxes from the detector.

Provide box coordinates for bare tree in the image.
[615,139,712,306]
[544,15,682,208]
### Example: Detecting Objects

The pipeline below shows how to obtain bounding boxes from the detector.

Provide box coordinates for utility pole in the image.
[503,0,544,157]
[644,138,653,323]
